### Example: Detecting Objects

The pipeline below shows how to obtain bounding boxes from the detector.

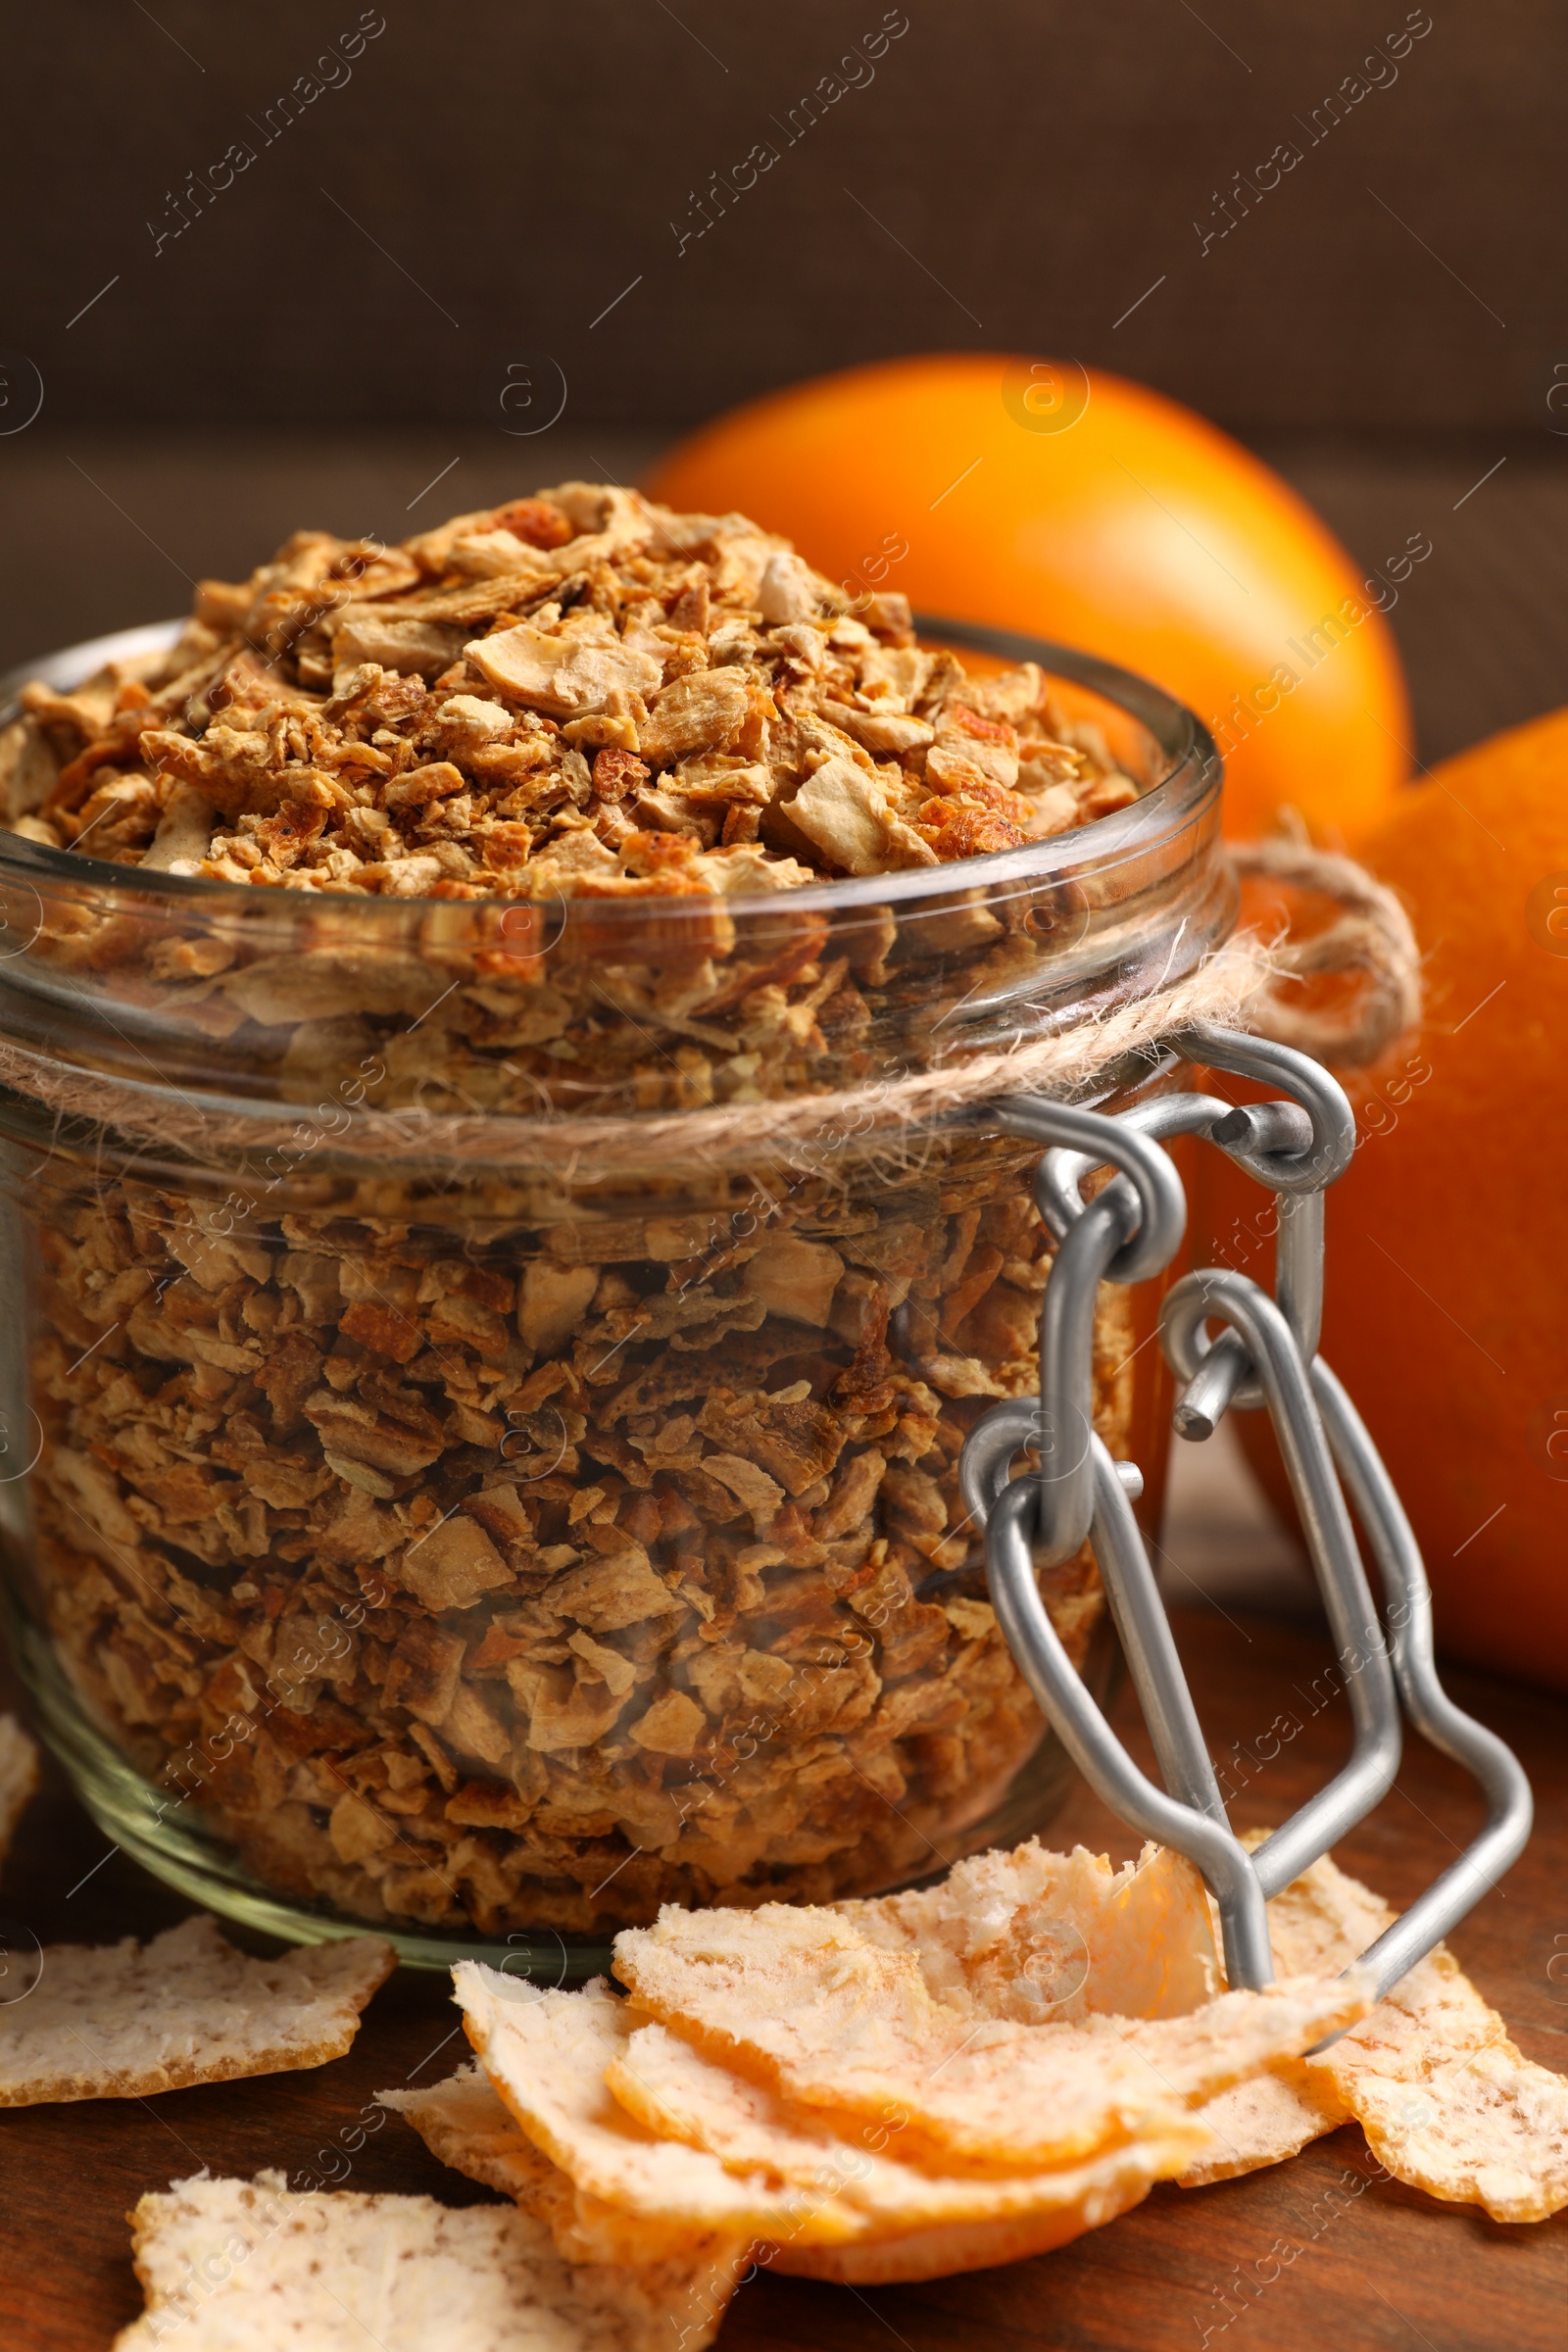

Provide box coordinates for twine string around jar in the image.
[0,840,1420,1185]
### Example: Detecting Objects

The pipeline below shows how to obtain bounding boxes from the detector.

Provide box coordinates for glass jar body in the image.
[1,1093,1194,1963]
[0,620,1228,1966]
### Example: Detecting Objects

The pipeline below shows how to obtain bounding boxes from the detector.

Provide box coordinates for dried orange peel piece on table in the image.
[609,1899,1368,2173]
[835,1837,1220,2020]
[381,2064,748,2351]
[376,1834,1567,2304]
[0,1914,394,2105]
[116,2169,671,2352]
[426,1837,1363,2288]
[1186,1838,1568,2223]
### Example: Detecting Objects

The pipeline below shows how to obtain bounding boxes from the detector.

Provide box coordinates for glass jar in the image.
[0,615,1230,1969]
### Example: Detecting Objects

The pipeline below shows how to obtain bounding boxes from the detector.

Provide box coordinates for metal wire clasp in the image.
[957,1026,1532,2004]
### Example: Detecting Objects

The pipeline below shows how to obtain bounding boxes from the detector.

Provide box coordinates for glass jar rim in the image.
[0,612,1220,922]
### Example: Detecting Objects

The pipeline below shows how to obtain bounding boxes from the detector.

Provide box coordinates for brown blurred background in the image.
[1,0,1565,758]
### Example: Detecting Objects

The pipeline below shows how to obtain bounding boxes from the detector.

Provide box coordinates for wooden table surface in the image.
[1,1605,1563,2352]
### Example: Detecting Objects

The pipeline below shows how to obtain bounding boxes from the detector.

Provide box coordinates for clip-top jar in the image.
[0,616,1230,1970]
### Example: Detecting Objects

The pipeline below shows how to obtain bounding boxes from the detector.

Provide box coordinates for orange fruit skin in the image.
[1219,708,1568,1688]
[647,353,1412,844]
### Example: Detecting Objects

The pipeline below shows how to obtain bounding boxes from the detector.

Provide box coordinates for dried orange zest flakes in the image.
[1,482,1142,894]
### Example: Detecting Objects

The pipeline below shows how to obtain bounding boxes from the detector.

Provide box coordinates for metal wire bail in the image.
[957,1028,1533,2005]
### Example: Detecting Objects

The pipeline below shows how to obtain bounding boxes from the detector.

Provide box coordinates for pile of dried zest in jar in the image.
[33,1159,1139,1936]
[5,483,1152,1939]
[0,481,1139,891]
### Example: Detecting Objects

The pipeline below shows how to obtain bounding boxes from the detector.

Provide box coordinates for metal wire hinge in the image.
[956,1023,1532,2006]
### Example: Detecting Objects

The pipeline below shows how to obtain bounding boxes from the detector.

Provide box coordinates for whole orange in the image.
[1219,709,1568,1688]
[648,353,1412,843]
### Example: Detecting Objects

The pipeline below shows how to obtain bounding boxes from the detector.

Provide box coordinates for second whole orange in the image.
[1207,708,1568,1689]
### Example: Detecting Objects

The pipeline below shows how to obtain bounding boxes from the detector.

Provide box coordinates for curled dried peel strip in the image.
[451,1954,1220,2283]
[451,1965,868,2247]
[448,1876,1360,2288]
[380,2062,575,2212]
[379,2065,743,2351]
[611,1897,1371,2171]
[431,1984,1214,2298]
[835,1836,1220,2023]
[769,2165,1167,2287]
[604,2014,1210,2221]
[1181,1843,1568,2223]
[386,2052,1198,2299]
